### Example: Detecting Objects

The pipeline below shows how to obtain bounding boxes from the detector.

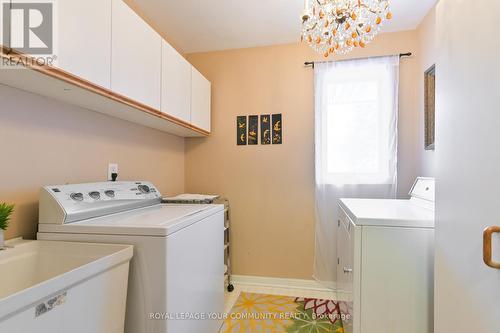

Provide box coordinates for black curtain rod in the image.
[304,52,412,68]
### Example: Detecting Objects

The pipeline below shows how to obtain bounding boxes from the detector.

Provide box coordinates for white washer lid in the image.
[339,198,435,228]
[38,204,224,236]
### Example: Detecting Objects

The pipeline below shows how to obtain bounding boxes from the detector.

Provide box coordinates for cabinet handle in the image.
[483,226,500,269]
[343,267,353,273]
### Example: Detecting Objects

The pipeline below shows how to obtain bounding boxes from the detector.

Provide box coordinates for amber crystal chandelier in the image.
[302,0,392,57]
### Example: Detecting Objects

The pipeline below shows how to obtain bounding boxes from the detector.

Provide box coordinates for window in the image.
[313,56,399,288]
[315,56,399,185]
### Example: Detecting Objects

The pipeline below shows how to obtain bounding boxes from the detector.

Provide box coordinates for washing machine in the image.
[37,181,224,333]
[337,177,435,333]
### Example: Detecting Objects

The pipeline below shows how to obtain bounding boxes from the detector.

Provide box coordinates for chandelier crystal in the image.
[301,0,392,57]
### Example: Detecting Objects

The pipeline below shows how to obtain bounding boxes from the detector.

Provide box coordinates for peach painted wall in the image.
[185,31,420,279]
[417,7,437,177]
[0,85,185,240]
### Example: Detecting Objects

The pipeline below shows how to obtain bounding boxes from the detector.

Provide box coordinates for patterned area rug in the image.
[220,292,352,333]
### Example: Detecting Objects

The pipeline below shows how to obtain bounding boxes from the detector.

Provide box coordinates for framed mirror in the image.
[424,64,435,150]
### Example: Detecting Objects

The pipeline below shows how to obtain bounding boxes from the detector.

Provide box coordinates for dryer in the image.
[37,181,224,333]
[337,177,435,333]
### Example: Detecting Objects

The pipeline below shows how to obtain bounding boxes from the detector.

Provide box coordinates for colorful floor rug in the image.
[220,292,352,333]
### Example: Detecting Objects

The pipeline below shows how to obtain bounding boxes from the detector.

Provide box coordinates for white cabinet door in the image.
[55,0,112,88]
[191,66,211,132]
[435,1,500,332]
[337,210,354,293]
[111,0,161,109]
[161,40,191,122]
[0,1,7,47]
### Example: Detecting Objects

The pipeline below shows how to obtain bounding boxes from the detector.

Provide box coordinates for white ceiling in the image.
[132,0,438,54]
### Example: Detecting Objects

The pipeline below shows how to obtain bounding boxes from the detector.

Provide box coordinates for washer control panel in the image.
[39,181,162,224]
[55,181,160,203]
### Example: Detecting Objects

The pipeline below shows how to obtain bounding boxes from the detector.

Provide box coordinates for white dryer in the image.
[37,181,224,333]
[337,177,435,333]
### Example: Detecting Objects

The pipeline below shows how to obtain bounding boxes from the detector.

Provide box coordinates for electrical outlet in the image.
[108,163,118,181]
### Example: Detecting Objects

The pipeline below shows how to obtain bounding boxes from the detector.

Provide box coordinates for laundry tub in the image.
[0,239,133,333]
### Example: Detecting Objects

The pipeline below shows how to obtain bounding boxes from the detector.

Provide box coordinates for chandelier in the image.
[301,0,392,57]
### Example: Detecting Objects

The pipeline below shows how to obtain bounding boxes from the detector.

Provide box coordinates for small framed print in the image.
[237,116,247,145]
[272,114,282,144]
[248,115,259,145]
[424,64,435,150]
[260,115,271,145]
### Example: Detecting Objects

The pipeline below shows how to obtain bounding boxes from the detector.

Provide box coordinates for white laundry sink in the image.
[0,239,133,333]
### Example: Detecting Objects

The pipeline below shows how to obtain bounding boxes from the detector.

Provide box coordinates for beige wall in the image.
[0,85,185,240]
[185,31,420,279]
[417,7,437,177]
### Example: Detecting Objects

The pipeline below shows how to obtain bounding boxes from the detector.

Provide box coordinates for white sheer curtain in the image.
[313,55,400,289]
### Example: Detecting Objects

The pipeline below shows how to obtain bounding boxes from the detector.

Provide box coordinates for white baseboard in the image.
[231,275,334,292]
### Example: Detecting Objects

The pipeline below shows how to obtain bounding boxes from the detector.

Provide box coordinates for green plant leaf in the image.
[0,203,15,230]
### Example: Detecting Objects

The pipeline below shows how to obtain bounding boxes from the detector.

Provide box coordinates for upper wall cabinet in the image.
[0,2,7,47]
[161,40,191,123]
[191,66,211,132]
[111,0,161,109]
[0,0,211,137]
[54,0,112,88]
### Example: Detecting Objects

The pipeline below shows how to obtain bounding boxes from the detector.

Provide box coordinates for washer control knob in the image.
[104,190,115,198]
[89,191,101,200]
[70,193,84,201]
[138,185,150,194]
